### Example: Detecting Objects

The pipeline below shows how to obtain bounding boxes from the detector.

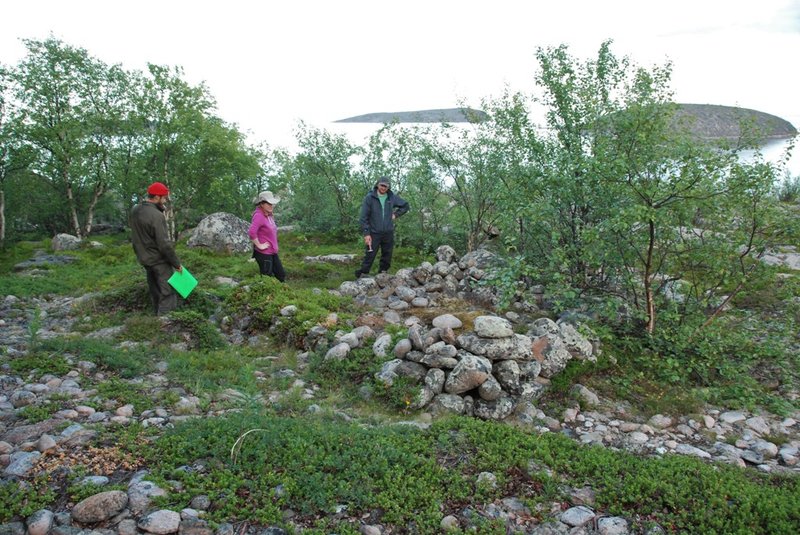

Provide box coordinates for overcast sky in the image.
[2,0,799,150]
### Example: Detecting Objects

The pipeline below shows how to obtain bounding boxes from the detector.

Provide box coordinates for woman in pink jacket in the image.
[248,191,286,282]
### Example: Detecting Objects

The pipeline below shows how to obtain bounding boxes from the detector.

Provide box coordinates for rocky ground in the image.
[1,245,799,535]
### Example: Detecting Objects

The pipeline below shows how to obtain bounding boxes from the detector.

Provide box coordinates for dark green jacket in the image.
[130,202,181,268]
[359,187,409,235]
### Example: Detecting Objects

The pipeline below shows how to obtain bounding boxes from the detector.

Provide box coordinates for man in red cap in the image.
[130,182,183,315]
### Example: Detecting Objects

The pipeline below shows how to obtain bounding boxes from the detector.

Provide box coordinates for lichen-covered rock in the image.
[444,354,492,394]
[474,316,513,339]
[52,233,81,251]
[187,212,250,254]
[456,332,533,361]
[474,396,516,420]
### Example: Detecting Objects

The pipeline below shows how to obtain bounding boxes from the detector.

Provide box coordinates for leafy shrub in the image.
[67,482,127,503]
[373,376,422,412]
[776,172,800,203]
[133,410,470,530]
[604,308,799,416]
[307,346,381,389]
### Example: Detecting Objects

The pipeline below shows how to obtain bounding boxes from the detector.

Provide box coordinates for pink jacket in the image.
[249,209,279,254]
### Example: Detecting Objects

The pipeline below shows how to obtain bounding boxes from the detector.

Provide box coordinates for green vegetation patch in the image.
[116,413,800,534]
[224,277,352,340]
[35,337,156,379]
[132,410,470,531]
[9,350,72,377]
[0,476,56,523]
[165,347,261,397]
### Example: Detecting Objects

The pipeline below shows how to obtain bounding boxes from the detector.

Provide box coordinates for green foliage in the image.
[776,172,800,203]
[284,122,364,233]
[0,477,56,523]
[133,410,470,530]
[438,418,800,533]
[122,314,171,342]
[373,376,422,412]
[17,402,58,423]
[307,346,381,390]
[67,482,127,503]
[117,413,800,533]
[602,308,798,416]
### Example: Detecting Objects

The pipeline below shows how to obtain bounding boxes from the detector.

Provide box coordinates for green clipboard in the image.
[168,268,198,299]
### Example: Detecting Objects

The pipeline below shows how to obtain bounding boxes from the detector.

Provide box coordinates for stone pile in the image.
[336,245,535,312]
[370,314,594,420]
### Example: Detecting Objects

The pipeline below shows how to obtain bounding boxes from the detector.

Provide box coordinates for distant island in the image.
[335,107,489,124]
[673,104,797,140]
[335,104,797,141]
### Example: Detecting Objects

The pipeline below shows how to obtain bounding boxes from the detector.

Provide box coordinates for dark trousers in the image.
[145,263,177,316]
[253,250,286,282]
[358,231,394,275]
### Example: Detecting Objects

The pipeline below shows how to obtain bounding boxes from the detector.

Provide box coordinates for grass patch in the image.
[166,347,262,396]
[35,337,155,379]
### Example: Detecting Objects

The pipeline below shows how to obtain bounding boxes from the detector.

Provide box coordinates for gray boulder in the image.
[474,397,516,420]
[52,233,81,251]
[187,212,250,254]
[456,332,533,361]
[444,354,492,394]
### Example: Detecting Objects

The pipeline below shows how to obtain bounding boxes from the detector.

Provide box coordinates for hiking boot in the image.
[354,269,362,279]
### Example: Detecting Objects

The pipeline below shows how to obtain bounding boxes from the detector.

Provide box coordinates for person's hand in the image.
[260,242,270,250]
[177,265,184,273]
[364,235,372,248]
[392,213,397,220]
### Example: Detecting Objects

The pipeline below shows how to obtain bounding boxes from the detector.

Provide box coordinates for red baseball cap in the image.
[147,182,170,196]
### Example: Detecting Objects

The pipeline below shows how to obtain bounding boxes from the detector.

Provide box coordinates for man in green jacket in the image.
[355,176,409,278]
[130,182,183,315]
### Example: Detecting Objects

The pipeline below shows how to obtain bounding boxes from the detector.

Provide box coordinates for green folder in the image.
[168,268,198,298]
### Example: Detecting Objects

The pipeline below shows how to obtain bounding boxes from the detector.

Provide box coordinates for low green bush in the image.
[110,413,800,533]
[9,350,72,377]
[0,477,56,523]
[17,402,58,423]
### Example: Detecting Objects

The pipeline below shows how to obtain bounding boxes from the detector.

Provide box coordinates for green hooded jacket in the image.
[130,202,181,268]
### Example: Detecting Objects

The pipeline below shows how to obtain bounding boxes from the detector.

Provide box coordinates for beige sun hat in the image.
[253,191,280,205]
